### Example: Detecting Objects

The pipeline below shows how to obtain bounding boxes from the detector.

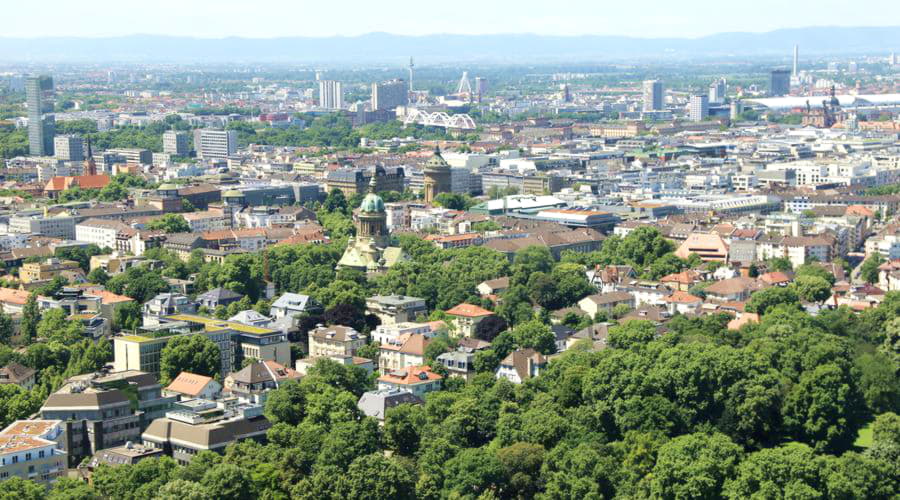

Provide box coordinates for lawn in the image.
[854,423,873,449]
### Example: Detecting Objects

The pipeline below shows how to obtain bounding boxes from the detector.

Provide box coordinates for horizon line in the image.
[1,25,899,42]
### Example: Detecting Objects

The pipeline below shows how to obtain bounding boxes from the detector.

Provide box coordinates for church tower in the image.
[423,146,451,204]
[357,175,389,246]
[84,138,97,176]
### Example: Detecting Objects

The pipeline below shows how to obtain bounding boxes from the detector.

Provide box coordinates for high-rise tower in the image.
[642,80,664,112]
[792,45,799,77]
[26,75,55,156]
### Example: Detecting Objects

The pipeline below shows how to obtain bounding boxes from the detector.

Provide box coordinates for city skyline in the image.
[2,0,900,39]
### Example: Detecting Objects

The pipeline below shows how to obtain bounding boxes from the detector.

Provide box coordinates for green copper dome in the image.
[359,192,385,213]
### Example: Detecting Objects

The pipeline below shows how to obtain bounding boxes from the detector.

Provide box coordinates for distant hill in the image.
[1,27,899,63]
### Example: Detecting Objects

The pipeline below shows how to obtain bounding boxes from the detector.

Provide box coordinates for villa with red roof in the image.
[445,303,495,337]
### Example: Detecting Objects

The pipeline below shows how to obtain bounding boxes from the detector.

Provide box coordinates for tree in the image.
[36,308,83,344]
[147,214,191,234]
[340,453,417,500]
[159,335,221,384]
[106,266,168,303]
[724,443,825,499]
[264,380,306,425]
[649,432,743,499]
[854,352,900,414]
[792,275,832,303]
[114,301,142,332]
[510,246,554,286]
[608,320,657,350]
[86,267,110,285]
[611,303,632,319]
[745,287,800,315]
[767,257,793,272]
[511,320,556,355]
[795,263,836,285]
[0,477,45,500]
[433,192,474,211]
[0,311,13,345]
[384,403,426,455]
[783,362,865,453]
[157,480,211,500]
[475,315,508,342]
[496,442,545,499]
[861,254,885,284]
[48,477,100,500]
[20,293,39,343]
[200,464,253,500]
[442,447,506,498]
[323,188,349,215]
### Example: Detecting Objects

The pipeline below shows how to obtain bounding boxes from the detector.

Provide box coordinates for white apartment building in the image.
[193,129,237,160]
[75,219,129,250]
[8,215,76,240]
[372,322,432,344]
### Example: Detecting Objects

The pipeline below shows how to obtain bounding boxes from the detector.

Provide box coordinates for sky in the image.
[3,0,900,39]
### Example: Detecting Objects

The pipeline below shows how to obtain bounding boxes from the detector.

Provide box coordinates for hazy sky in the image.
[4,0,899,38]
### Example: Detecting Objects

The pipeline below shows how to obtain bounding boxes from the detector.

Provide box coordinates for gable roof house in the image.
[496,348,548,384]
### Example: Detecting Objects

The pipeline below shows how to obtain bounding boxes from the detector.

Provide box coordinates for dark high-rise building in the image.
[769,70,791,97]
[26,75,55,156]
[371,79,408,111]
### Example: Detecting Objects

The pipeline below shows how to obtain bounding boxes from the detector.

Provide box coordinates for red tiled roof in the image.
[0,287,29,306]
[445,303,494,318]
[377,365,443,385]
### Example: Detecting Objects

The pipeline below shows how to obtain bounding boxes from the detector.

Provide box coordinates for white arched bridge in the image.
[403,109,477,130]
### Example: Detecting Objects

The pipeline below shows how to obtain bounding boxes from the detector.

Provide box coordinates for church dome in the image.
[359,192,385,214]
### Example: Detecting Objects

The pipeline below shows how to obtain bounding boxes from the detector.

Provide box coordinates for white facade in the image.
[75,222,120,249]
[689,94,709,122]
[318,80,343,110]
[194,129,237,160]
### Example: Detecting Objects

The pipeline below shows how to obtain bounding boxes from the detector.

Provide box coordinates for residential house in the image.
[445,303,495,337]
[372,321,433,345]
[365,295,428,325]
[295,355,374,376]
[224,360,301,405]
[78,442,163,482]
[660,270,703,292]
[164,372,222,401]
[197,288,244,310]
[357,388,424,422]
[586,265,636,292]
[19,258,84,284]
[379,333,431,374]
[0,362,36,390]
[0,420,67,486]
[664,291,704,315]
[566,323,610,350]
[577,292,635,317]
[308,325,367,358]
[377,365,443,397]
[703,277,763,303]
[476,277,510,297]
[270,293,323,321]
[142,293,197,326]
[496,348,548,384]
[0,287,29,315]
